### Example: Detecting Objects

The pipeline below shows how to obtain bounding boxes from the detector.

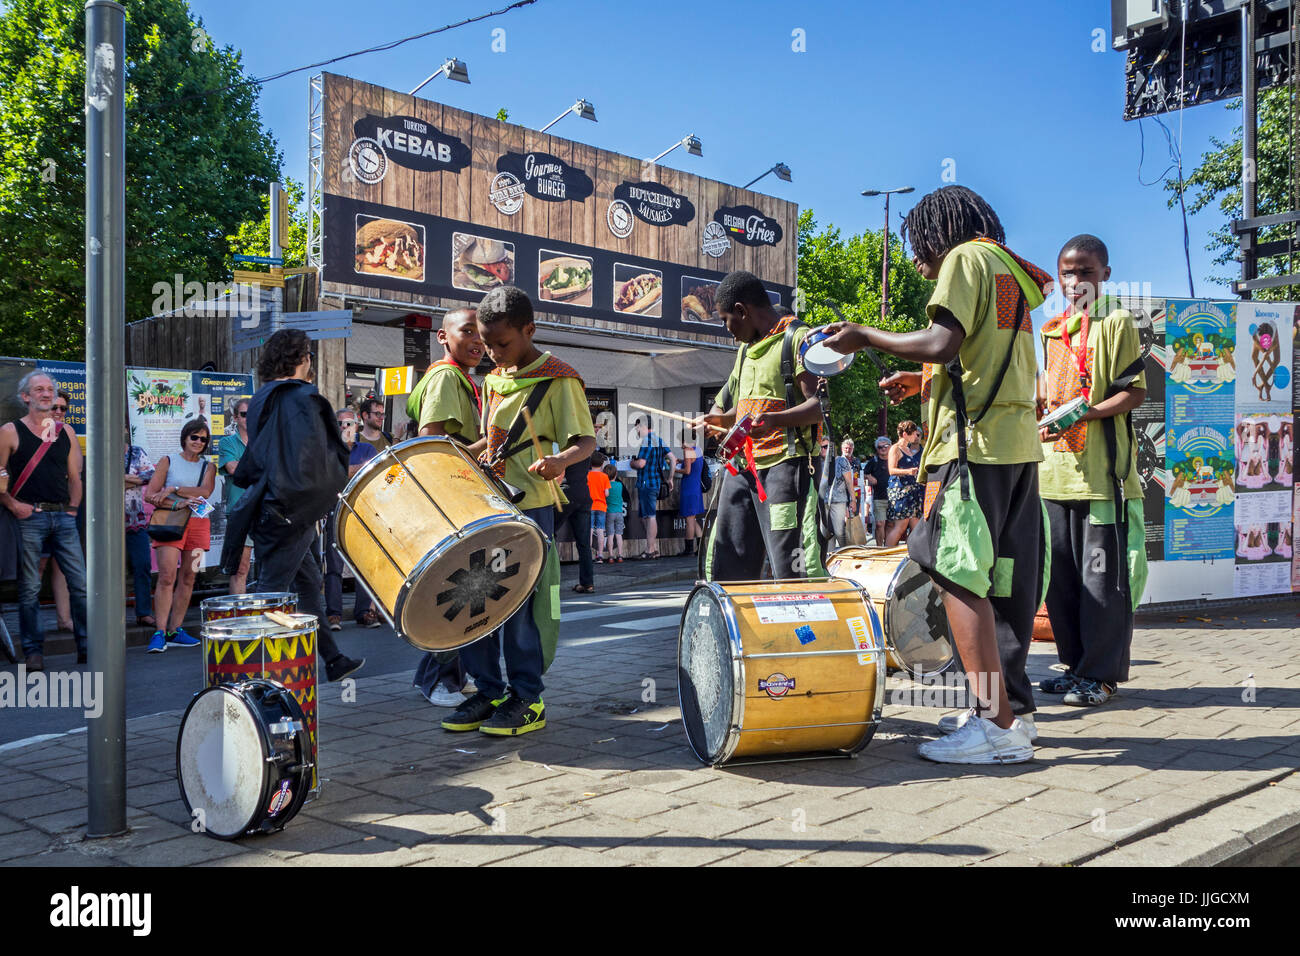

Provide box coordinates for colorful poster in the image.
[189,372,255,558]
[1232,487,1292,597]
[1235,302,1292,412]
[1164,423,1235,560]
[1292,484,1300,592]
[1166,299,1237,428]
[37,360,88,450]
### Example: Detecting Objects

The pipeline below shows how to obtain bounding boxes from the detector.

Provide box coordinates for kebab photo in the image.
[453,236,515,291]
[354,217,426,281]
[539,254,594,306]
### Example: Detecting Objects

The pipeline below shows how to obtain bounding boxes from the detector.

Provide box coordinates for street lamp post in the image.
[540,98,596,133]
[646,134,703,165]
[861,186,914,439]
[410,57,470,96]
[742,163,792,190]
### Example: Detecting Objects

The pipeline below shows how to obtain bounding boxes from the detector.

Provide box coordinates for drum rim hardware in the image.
[200,592,297,614]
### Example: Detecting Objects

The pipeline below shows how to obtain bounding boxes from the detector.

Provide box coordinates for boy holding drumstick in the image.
[441,286,596,737]
[821,185,1051,765]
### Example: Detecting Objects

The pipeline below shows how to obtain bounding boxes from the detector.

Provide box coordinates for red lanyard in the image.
[1059,308,1091,400]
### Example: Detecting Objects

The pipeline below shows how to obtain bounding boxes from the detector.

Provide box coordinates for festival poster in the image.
[1231,487,1292,596]
[1235,302,1292,412]
[1166,299,1237,429]
[190,372,254,554]
[37,360,87,451]
[1292,484,1300,592]
[1164,423,1234,561]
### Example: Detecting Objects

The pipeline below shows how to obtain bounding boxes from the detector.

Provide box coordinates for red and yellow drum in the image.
[200,592,297,623]
[200,613,319,796]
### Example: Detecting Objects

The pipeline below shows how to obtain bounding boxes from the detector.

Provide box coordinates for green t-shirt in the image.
[1038,298,1146,501]
[216,432,246,509]
[408,361,481,443]
[714,315,817,469]
[920,240,1046,474]
[483,352,596,511]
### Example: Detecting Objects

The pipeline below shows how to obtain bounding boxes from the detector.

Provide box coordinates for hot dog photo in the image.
[613,263,662,318]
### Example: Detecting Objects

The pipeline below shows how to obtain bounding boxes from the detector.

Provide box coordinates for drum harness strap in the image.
[1100,355,1145,598]
[484,379,554,505]
[944,281,1024,502]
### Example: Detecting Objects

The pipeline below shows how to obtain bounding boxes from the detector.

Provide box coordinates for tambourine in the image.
[1040,396,1089,435]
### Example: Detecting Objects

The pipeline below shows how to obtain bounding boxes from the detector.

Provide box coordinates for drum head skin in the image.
[399,517,546,651]
[826,546,956,679]
[177,686,267,839]
[802,338,855,377]
[678,586,738,764]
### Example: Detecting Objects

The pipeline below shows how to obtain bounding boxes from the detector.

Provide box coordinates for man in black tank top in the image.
[0,372,89,670]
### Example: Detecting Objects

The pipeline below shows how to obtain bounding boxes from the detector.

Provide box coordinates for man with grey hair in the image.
[0,372,89,670]
[217,397,253,593]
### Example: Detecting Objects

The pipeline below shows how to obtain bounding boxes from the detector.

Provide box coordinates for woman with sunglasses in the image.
[37,391,77,633]
[143,417,216,653]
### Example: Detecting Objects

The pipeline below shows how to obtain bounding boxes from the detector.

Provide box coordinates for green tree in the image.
[795,209,931,444]
[227,178,309,269]
[0,0,282,359]
[1169,86,1298,300]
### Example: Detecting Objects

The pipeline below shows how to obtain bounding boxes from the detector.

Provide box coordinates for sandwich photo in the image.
[354,216,426,282]
[680,277,721,325]
[452,235,515,292]
[613,265,662,317]
[538,253,594,306]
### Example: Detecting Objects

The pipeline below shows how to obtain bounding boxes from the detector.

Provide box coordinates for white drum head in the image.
[178,687,266,838]
[802,340,855,377]
[678,587,737,764]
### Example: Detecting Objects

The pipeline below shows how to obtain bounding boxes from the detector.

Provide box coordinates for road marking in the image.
[563,600,684,623]
[602,614,682,631]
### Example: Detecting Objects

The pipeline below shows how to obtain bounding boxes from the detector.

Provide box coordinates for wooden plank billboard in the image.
[317,73,797,342]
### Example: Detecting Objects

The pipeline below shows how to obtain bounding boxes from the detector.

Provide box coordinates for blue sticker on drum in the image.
[795,625,816,645]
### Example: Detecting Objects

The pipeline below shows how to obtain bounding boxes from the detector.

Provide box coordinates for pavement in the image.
[1,553,1299,867]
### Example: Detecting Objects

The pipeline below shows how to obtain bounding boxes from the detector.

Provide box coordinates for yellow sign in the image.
[232,269,285,288]
[377,365,415,396]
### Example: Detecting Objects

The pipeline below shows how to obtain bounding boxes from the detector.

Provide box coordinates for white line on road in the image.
[602,614,682,632]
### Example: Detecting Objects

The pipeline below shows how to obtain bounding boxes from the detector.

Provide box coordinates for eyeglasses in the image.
[188,435,210,443]
[236,411,247,418]
[52,405,68,412]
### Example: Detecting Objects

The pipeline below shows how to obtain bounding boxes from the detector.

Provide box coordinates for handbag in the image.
[147,494,191,542]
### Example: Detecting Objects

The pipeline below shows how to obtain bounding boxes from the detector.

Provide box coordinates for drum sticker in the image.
[437,547,520,624]
[383,464,407,488]
[752,594,837,624]
[758,673,796,698]
[846,616,874,666]
[794,624,816,645]
[267,780,293,817]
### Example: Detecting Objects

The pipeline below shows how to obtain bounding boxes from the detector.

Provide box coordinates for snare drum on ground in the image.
[677,578,886,766]
[333,438,546,652]
[200,592,297,623]
[176,679,313,840]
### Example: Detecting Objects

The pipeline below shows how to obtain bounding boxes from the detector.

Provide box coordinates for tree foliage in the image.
[227,178,309,269]
[1169,87,1298,300]
[795,208,931,445]
[0,0,282,359]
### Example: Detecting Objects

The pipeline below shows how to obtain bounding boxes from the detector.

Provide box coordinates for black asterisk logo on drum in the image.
[436,548,519,621]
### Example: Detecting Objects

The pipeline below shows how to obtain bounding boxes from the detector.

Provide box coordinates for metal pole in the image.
[1241,0,1258,298]
[878,193,890,440]
[84,0,127,838]
[269,181,283,260]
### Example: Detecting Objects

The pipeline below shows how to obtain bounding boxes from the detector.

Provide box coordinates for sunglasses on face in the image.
[53,405,68,412]
[188,435,210,444]
[236,411,247,418]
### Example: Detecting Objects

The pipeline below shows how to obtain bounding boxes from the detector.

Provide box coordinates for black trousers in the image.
[555,501,593,588]
[705,456,823,581]
[251,515,344,665]
[1043,499,1134,684]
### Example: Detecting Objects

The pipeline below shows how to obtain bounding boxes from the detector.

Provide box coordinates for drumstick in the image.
[627,402,726,433]
[520,406,564,511]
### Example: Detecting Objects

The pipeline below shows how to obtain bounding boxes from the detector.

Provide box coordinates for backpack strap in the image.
[781,319,815,458]
[490,379,555,465]
[1100,356,1146,597]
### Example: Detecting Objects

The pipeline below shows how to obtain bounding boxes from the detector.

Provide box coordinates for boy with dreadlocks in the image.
[822,185,1051,765]
[1037,234,1148,707]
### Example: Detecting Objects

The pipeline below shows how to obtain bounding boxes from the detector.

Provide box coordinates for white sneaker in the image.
[937,708,1038,743]
[918,716,1034,764]
[424,686,468,707]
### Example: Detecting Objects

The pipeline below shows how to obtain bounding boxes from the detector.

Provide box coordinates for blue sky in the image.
[189,0,1243,304]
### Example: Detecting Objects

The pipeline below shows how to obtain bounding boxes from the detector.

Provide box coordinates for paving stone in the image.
[0,785,89,819]
[600,836,745,867]
[489,844,622,866]
[976,804,1089,839]
[0,827,62,862]
[111,833,247,866]
[579,786,690,820]
[407,833,544,866]
[643,802,786,840]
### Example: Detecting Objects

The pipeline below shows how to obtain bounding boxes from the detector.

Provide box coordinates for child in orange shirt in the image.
[588,452,611,560]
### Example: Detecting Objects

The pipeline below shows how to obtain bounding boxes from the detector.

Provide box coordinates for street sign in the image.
[233,254,285,266]
[232,269,285,288]
[375,365,416,396]
[281,310,352,341]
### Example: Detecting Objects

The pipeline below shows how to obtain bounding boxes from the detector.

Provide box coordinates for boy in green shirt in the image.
[441,286,597,736]
[408,307,484,707]
[821,185,1052,765]
[1037,235,1148,707]
[697,274,825,580]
